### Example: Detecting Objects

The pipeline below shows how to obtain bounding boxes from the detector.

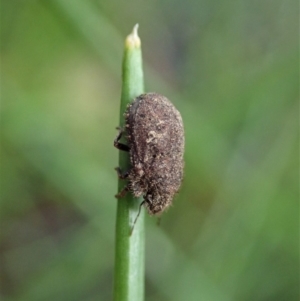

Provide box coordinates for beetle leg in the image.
[115,185,129,198]
[114,127,130,152]
[129,200,146,235]
[115,167,129,179]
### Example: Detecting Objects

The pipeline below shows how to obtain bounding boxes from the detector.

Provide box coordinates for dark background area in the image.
[1,0,299,300]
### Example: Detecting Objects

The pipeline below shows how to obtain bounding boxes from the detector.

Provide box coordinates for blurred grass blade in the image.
[113,24,145,301]
[48,0,172,96]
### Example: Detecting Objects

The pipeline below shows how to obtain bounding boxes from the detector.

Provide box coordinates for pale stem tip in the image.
[133,24,139,38]
[125,24,141,48]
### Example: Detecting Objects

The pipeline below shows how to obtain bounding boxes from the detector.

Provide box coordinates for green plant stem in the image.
[113,24,145,301]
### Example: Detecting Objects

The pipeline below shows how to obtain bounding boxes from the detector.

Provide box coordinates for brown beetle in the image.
[114,93,184,216]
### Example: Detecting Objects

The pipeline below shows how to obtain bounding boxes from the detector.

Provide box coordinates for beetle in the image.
[114,92,184,217]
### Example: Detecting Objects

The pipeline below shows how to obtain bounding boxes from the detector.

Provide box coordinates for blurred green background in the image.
[1,0,298,300]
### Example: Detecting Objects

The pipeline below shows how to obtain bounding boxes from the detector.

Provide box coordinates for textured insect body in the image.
[115,93,184,215]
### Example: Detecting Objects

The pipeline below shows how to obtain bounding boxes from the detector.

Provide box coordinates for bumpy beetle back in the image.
[125,93,184,215]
